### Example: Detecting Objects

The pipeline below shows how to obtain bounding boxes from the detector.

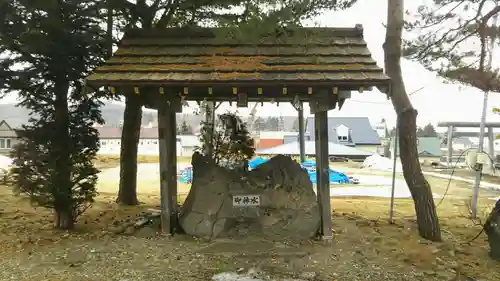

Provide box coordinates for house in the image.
[253,131,297,149]
[372,119,388,139]
[305,117,381,153]
[96,126,196,157]
[283,132,311,144]
[256,140,373,161]
[391,137,441,163]
[0,120,18,155]
[178,135,200,156]
[96,127,122,155]
[453,136,475,150]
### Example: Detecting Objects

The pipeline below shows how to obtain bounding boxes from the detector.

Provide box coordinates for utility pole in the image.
[471,15,497,219]
[389,116,398,223]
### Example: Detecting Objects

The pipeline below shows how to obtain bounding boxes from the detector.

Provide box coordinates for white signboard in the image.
[232,195,260,207]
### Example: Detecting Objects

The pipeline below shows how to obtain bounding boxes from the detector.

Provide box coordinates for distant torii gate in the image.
[437,121,500,166]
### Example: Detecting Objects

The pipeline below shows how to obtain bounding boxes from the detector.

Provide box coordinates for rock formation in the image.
[179,153,320,240]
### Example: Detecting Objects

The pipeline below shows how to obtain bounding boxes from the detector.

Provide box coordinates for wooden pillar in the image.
[204,100,215,158]
[447,125,453,167]
[157,101,178,234]
[298,102,306,163]
[314,110,332,240]
[488,127,495,160]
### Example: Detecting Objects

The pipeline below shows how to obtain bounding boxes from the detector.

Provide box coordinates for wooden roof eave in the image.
[85,78,390,89]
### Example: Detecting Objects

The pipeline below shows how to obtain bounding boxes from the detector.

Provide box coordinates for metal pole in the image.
[389,117,398,223]
[298,102,306,163]
[447,125,453,167]
[471,16,496,219]
[471,89,489,218]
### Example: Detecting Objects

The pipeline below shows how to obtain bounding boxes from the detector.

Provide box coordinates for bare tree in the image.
[384,0,442,241]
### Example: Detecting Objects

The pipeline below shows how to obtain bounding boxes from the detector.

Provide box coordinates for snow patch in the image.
[361,154,402,172]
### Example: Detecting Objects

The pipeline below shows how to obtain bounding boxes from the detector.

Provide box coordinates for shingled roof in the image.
[86,26,390,90]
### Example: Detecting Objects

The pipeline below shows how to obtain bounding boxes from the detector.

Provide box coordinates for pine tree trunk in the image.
[54,209,74,229]
[53,77,73,229]
[384,0,442,241]
[50,2,74,229]
[116,95,142,205]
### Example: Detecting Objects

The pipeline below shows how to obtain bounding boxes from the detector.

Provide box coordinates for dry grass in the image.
[330,196,499,280]
[94,155,192,169]
[1,170,500,280]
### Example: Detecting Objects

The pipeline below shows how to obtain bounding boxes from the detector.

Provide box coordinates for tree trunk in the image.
[106,0,113,57]
[384,0,442,241]
[49,1,74,229]
[484,199,500,260]
[116,95,142,205]
[54,209,74,229]
[53,80,74,229]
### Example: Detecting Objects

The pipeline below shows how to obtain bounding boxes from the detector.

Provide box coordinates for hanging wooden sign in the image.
[237,92,248,107]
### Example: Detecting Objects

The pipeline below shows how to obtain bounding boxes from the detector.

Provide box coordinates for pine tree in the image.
[421,123,437,138]
[404,1,499,92]
[179,120,193,135]
[386,0,441,241]
[0,0,107,229]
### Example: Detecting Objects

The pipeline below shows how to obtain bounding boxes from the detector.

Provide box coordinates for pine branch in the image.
[405,0,500,91]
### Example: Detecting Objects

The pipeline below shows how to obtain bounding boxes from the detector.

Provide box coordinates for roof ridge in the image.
[123,25,364,40]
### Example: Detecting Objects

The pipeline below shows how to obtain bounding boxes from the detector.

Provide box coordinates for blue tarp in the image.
[178,166,193,183]
[178,158,351,184]
[300,160,351,184]
[248,157,269,169]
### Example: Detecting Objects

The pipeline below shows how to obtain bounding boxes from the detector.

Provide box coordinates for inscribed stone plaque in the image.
[232,194,260,207]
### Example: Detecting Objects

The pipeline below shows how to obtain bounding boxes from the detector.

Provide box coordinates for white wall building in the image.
[372,120,387,139]
[96,127,198,157]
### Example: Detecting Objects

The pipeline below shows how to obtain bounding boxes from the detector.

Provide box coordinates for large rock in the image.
[485,199,500,261]
[179,153,320,240]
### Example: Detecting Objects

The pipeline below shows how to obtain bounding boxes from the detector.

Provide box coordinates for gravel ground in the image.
[0,236,221,281]
[0,218,475,281]
[0,235,448,281]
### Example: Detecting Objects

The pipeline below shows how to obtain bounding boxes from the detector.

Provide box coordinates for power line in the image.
[348,86,426,105]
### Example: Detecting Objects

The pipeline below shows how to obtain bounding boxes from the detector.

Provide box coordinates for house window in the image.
[335,124,350,142]
[0,138,12,148]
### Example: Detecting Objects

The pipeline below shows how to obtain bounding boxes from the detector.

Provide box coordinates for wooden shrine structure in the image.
[85,25,391,240]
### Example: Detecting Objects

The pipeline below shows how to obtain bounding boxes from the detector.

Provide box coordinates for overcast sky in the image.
[2,0,499,131]
[219,0,500,130]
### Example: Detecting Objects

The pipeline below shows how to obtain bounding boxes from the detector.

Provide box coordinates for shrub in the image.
[197,112,255,170]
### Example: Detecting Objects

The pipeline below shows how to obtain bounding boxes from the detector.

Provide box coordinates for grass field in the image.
[94,155,192,169]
